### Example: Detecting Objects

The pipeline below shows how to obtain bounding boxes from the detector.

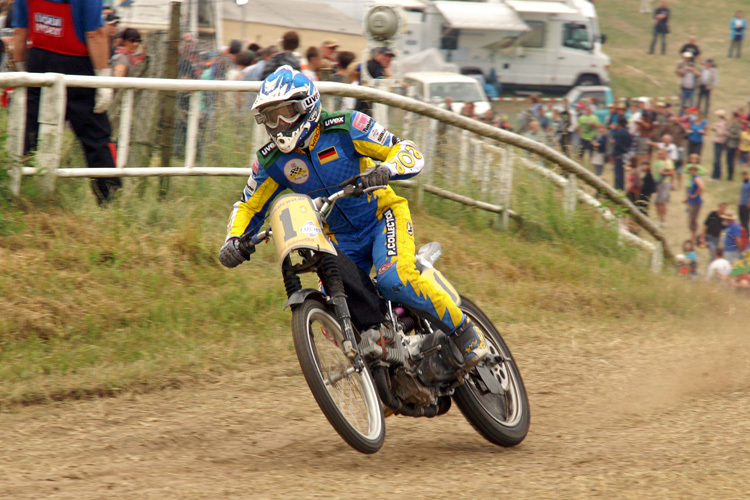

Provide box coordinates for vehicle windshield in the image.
[563,23,592,51]
[429,82,484,103]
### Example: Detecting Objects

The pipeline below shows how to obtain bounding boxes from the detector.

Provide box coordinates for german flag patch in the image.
[317,146,339,165]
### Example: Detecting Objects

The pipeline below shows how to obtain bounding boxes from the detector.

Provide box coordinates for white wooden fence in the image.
[0,72,672,269]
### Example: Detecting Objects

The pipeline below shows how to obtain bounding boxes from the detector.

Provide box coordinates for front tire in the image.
[291,299,385,454]
[453,297,530,447]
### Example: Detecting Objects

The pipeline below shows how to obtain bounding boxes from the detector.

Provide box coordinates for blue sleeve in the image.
[74,0,104,44]
[11,0,27,28]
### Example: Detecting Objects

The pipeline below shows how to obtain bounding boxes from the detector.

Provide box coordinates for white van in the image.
[398,0,611,91]
[402,72,492,116]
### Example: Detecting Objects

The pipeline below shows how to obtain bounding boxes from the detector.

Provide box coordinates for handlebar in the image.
[238,173,386,249]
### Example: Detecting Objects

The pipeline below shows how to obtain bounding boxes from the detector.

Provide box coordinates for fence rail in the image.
[0,72,674,268]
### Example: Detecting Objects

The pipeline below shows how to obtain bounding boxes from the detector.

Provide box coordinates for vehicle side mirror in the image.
[599,33,607,45]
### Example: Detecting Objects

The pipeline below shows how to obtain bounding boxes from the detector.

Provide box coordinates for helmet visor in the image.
[254,100,306,132]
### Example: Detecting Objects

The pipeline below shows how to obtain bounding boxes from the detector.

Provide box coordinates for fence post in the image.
[564,173,577,218]
[36,74,66,194]
[459,129,470,178]
[184,91,201,169]
[651,241,664,273]
[158,1,181,195]
[116,89,134,168]
[499,144,514,229]
[7,87,27,196]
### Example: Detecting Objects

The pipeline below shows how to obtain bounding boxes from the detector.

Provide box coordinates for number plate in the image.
[269,194,337,267]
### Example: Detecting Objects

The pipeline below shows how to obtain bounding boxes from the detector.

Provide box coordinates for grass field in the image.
[0,0,748,408]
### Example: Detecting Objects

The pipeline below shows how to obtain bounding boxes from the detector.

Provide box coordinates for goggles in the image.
[254,100,307,130]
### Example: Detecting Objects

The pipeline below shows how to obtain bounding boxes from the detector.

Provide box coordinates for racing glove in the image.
[93,68,114,114]
[361,165,391,190]
[219,237,254,268]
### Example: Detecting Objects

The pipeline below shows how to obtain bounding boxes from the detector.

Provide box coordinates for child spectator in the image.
[591,123,609,178]
[638,160,657,216]
[652,148,675,225]
[680,239,699,278]
[705,247,732,282]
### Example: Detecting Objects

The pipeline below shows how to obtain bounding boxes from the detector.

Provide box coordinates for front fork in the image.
[317,254,364,371]
[282,253,364,372]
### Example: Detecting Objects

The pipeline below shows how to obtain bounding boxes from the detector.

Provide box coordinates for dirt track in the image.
[1,317,748,500]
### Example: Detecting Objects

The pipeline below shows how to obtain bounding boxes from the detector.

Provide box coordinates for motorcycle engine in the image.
[360,327,462,407]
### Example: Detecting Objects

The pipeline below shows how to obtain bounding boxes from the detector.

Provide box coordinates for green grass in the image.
[1,1,748,407]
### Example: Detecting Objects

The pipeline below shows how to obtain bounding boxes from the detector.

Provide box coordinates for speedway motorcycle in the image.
[239,175,530,453]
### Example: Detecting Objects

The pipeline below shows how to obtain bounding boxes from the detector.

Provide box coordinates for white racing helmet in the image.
[252,65,321,153]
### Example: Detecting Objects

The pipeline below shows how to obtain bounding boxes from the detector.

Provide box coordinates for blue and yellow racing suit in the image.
[225,110,465,332]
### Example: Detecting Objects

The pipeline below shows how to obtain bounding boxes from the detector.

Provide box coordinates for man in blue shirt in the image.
[740,170,750,235]
[12,0,121,204]
[723,212,743,263]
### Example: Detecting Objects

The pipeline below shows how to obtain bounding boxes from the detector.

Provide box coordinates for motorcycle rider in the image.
[219,66,488,367]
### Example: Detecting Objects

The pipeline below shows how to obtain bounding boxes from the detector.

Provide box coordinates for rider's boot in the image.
[449,319,489,369]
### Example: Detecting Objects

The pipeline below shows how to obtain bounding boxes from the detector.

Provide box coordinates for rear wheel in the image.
[291,299,385,454]
[453,297,530,447]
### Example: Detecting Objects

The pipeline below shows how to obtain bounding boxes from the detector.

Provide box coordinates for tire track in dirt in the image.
[1,321,748,499]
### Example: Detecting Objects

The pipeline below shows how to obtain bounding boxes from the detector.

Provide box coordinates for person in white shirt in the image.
[705,247,732,282]
[648,133,679,163]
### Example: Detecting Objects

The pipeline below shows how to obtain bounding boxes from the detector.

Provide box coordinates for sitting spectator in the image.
[679,239,699,278]
[706,247,732,282]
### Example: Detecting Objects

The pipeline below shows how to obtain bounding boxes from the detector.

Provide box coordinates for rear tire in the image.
[453,297,530,447]
[291,299,385,454]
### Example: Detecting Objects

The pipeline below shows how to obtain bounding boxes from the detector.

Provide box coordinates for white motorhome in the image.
[341,0,611,91]
[402,0,610,90]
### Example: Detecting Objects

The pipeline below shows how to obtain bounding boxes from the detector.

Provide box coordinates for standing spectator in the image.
[460,101,476,119]
[523,120,549,147]
[648,0,670,55]
[577,104,600,165]
[625,159,643,208]
[302,46,322,82]
[676,52,700,115]
[697,59,717,116]
[104,12,119,57]
[726,112,742,180]
[320,38,338,69]
[652,148,675,225]
[634,99,656,163]
[261,31,300,79]
[663,116,688,187]
[111,28,141,78]
[722,212,744,263]
[245,45,277,82]
[710,109,728,180]
[739,125,750,168]
[559,99,577,157]
[638,160,657,215]
[740,170,750,235]
[613,117,633,191]
[684,165,705,243]
[705,247,732,282]
[700,202,729,259]
[686,108,707,157]
[591,123,609,179]
[366,47,394,80]
[679,35,701,59]
[12,0,121,204]
[728,10,747,59]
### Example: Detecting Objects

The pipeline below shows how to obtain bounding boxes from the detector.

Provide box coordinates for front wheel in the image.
[291,299,385,454]
[453,297,530,447]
